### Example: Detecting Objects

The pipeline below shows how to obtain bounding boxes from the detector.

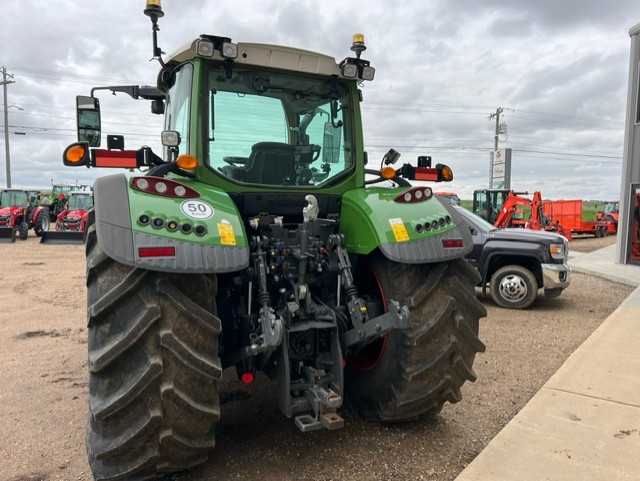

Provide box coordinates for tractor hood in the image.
[0,206,21,216]
[64,209,88,218]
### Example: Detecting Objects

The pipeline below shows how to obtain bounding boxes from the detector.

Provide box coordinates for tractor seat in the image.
[244,142,297,186]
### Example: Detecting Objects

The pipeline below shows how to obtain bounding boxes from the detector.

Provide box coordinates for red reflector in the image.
[138,246,176,257]
[94,149,138,168]
[241,372,254,384]
[414,167,439,181]
[442,239,464,248]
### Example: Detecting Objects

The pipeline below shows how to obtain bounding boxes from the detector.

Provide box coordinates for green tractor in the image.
[40,183,75,223]
[62,2,486,479]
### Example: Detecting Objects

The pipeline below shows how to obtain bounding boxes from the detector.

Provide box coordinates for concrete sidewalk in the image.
[567,244,640,286]
[455,245,640,481]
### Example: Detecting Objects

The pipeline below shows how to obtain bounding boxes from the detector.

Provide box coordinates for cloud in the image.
[0,0,636,201]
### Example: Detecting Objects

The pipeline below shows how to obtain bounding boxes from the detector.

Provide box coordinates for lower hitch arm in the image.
[328,234,410,349]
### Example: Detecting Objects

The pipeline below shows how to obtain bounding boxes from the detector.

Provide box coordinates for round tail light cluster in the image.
[394,186,433,203]
[131,177,199,198]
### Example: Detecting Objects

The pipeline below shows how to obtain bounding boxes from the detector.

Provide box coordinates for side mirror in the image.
[151,99,165,115]
[322,122,342,163]
[76,95,101,147]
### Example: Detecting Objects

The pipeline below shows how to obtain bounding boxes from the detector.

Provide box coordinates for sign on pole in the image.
[490,148,511,189]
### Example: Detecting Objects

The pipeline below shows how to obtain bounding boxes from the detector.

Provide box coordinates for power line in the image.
[7,66,148,86]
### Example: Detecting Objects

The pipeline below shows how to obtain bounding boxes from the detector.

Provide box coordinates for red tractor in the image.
[0,189,49,242]
[40,189,94,244]
[596,201,619,233]
[55,190,93,231]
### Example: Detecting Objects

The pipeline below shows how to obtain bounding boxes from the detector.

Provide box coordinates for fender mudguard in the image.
[339,187,472,263]
[93,174,250,273]
[31,205,46,224]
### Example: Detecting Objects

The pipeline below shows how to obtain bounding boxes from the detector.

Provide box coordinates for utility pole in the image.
[2,66,16,188]
[488,107,503,152]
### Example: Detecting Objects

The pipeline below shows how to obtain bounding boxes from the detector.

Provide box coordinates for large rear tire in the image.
[85,225,222,480]
[346,254,486,422]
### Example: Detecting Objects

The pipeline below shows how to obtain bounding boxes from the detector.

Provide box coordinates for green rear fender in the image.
[93,173,249,273]
[339,187,472,263]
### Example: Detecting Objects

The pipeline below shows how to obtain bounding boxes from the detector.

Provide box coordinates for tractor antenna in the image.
[144,0,166,67]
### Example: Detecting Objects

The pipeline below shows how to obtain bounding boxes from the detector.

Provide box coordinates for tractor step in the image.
[295,412,344,432]
[40,231,85,244]
[0,228,16,243]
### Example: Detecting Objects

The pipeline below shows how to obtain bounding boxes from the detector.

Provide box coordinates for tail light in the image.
[442,239,463,248]
[138,246,176,258]
[131,177,199,198]
[394,186,433,203]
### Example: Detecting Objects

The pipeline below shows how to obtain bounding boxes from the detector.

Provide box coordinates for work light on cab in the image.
[196,35,238,60]
[340,33,375,81]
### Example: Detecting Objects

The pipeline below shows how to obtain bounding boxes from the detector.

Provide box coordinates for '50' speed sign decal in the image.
[181,200,214,220]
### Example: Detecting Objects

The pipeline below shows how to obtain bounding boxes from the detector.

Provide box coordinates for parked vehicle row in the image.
[0,187,93,243]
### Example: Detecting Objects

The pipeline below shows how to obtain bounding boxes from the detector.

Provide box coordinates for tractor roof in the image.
[166,38,342,78]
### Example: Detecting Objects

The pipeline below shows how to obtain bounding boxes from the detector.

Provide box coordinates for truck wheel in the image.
[345,253,486,422]
[490,265,537,309]
[85,225,222,480]
[17,221,28,240]
[34,210,50,236]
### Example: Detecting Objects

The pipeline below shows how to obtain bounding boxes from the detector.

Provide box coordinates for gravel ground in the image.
[0,234,633,481]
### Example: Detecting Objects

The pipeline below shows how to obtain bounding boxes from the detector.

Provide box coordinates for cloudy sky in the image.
[1,0,638,200]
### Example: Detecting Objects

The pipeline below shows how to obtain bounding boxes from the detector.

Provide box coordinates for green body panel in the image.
[340,187,458,254]
[128,177,248,248]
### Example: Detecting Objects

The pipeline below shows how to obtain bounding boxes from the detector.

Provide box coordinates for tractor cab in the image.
[0,189,28,208]
[472,189,511,224]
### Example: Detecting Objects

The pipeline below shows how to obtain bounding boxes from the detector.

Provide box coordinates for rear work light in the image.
[138,246,176,258]
[394,186,433,203]
[131,177,200,198]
